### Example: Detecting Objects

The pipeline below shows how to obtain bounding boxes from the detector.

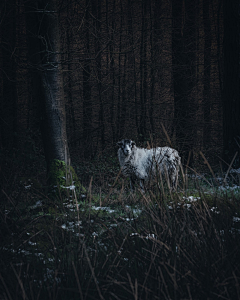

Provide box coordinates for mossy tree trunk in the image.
[25,0,73,188]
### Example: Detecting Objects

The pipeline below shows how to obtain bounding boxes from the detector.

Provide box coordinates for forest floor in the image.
[1,148,240,300]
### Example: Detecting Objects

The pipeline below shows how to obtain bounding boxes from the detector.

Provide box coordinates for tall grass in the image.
[1,151,240,299]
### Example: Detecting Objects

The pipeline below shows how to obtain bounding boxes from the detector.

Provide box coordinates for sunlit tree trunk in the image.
[25,0,71,185]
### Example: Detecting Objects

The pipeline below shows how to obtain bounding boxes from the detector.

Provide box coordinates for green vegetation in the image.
[48,159,87,195]
[1,149,240,300]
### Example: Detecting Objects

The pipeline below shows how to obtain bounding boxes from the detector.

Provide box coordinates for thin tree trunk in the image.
[93,0,105,150]
[0,0,17,148]
[139,0,147,141]
[83,1,92,158]
[108,0,116,143]
[120,52,127,138]
[203,0,212,147]
[172,0,197,159]
[222,0,240,166]
[117,4,123,140]
[119,2,127,138]
[149,0,157,134]
[66,4,76,147]
[127,0,138,137]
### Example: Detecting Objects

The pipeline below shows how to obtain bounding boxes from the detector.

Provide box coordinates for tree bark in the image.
[118,1,127,139]
[0,0,17,148]
[93,0,105,150]
[109,0,116,143]
[66,3,76,147]
[222,0,240,166]
[82,1,92,158]
[139,0,147,141]
[25,0,71,185]
[172,0,197,160]
[203,0,212,147]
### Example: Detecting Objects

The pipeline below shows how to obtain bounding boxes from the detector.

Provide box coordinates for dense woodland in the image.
[0,0,240,170]
[1,1,240,299]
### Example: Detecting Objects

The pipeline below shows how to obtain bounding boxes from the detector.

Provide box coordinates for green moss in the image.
[48,159,86,193]
[48,159,65,186]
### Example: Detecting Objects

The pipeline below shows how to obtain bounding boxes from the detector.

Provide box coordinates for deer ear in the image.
[117,141,123,147]
[132,141,136,147]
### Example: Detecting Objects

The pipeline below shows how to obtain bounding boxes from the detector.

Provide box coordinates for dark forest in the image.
[1,0,240,299]
[1,0,240,167]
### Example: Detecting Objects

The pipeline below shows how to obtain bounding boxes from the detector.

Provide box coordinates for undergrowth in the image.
[1,149,240,300]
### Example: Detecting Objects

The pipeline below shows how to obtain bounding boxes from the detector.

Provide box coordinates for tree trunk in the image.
[203,0,212,149]
[117,3,123,140]
[0,0,17,148]
[119,2,127,139]
[25,0,71,186]
[83,1,92,158]
[172,0,197,160]
[109,0,116,143]
[93,0,105,150]
[139,0,147,141]
[222,0,240,167]
[127,0,138,139]
[66,3,76,147]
